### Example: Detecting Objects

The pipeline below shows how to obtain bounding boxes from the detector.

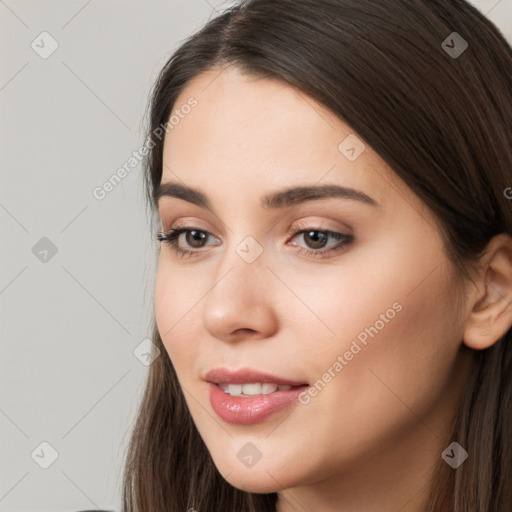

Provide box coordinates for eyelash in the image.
[155,220,354,260]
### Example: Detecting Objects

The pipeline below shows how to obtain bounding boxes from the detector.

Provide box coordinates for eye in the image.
[156,221,354,259]
[286,221,353,258]
[156,223,218,258]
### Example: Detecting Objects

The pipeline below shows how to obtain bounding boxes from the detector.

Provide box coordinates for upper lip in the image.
[204,367,308,386]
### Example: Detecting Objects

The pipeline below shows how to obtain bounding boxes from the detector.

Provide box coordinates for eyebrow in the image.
[155,181,379,210]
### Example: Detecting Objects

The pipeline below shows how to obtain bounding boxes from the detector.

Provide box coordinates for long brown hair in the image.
[121,1,512,510]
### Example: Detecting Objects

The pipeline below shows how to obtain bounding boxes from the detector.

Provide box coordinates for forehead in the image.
[160,66,407,213]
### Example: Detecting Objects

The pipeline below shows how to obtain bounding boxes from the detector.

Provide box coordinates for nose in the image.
[202,249,279,343]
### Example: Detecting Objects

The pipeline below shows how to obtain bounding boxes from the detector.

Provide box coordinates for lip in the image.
[204,367,309,425]
[208,383,308,424]
[203,367,308,387]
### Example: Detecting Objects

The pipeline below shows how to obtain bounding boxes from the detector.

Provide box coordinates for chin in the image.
[209,451,303,494]
[222,470,283,494]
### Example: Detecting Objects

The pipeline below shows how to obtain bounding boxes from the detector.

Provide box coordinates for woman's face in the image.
[154,66,473,496]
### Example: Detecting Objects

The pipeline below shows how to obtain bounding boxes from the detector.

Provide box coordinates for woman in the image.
[122,0,512,510]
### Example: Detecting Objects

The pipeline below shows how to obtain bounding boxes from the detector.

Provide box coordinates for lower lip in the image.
[208,383,308,425]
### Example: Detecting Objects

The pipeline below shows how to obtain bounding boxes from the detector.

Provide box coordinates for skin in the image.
[154,65,512,512]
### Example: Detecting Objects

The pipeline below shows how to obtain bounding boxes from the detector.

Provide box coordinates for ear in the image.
[463,233,512,350]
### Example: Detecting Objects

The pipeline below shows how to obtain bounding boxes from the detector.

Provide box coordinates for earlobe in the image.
[463,233,512,351]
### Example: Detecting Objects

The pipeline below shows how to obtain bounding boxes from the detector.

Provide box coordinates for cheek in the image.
[154,257,201,368]
[297,237,463,448]
[275,234,439,368]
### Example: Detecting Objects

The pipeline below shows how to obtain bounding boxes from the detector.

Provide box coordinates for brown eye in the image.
[287,224,354,259]
[184,230,209,248]
[156,226,220,258]
[301,230,329,249]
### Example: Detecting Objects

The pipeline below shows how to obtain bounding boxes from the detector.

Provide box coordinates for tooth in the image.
[261,383,278,394]
[241,383,262,395]
[218,382,294,396]
[227,384,242,396]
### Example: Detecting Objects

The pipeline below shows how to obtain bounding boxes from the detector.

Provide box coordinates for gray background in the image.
[0,1,510,511]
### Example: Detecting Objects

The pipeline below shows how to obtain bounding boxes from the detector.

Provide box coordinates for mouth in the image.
[204,367,308,388]
[216,382,306,397]
[207,382,309,425]
[204,368,310,425]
